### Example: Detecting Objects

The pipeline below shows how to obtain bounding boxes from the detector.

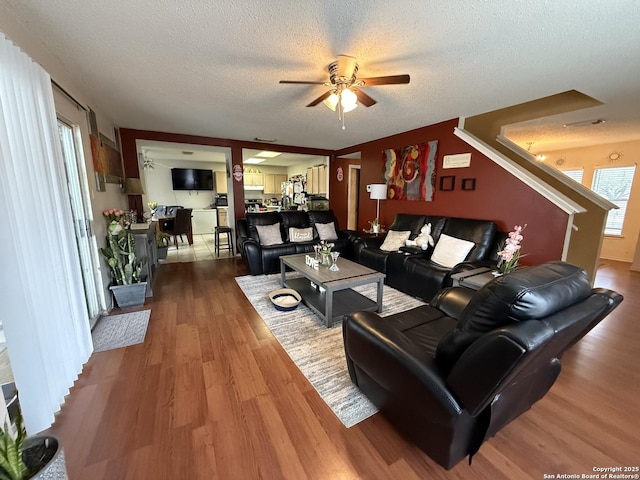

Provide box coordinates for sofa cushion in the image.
[430,234,475,268]
[316,222,338,241]
[289,227,314,243]
[380,230,411,252]
[256,223,283,246]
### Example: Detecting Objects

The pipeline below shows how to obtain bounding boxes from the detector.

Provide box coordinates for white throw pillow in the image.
[430,233,475,268]
[315,222,338,241]
[256,223,283,246]
[379,230,411,252]
[289,227,314,243]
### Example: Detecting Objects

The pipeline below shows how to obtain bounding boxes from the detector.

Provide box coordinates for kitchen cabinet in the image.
[264,173,288,194]
[307,165,327,194]
[244,172,264,187]
[192,209,217,234]
[215,171,227,193]
[218,207,229,227]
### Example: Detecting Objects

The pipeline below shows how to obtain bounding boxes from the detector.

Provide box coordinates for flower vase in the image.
[372,224,380,234]
[321,252,332,267]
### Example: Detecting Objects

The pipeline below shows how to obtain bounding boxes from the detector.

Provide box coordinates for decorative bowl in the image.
[268,288,302,311]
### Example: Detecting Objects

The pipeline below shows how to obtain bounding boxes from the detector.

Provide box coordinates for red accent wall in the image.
[350,119,567,266]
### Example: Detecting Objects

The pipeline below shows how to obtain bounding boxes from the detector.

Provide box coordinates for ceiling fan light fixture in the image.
[323,92,339,111]
[341,88,358,112]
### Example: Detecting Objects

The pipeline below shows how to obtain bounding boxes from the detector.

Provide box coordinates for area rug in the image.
[235,274,425,427]
[91,310,151,353]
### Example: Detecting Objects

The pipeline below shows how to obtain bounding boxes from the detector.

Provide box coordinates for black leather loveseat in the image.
[343,262,623,469]
[354,213,501,302]
[236,209,358,275]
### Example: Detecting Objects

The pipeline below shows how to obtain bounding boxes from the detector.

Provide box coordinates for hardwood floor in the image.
[48,259,640,479]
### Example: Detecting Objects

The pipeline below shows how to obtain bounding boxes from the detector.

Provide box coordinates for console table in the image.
[128,222,159,297]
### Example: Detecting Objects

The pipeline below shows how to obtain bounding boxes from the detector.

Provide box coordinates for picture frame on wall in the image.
[439,175,455,191]
[461,178,476,191]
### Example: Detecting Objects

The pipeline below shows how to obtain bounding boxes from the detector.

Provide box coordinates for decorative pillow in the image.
[256,223,283,246]
[315,222,338,241]
[430,233,475,268]
[289,227,314,243]
[379,230,411,252]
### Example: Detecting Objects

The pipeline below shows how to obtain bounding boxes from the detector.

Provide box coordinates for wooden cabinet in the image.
[217,207,229,227]
[306,165,326,194]
[244,172,264,187]
[264,173,288,194]
[215,171,227,193]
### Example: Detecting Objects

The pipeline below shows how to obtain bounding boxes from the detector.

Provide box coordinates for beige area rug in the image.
[235,274,425,427]
[91,310,151,353]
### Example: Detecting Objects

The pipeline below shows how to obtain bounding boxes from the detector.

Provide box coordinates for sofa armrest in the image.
[242,239,265,275]
[343,311,463,418]
[429,287,476,320]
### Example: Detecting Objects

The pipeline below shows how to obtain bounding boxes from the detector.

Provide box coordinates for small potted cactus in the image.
[100,209,148,308]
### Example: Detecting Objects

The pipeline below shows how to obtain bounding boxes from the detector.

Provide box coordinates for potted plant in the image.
[0,411,67,479]
[100,209,148,308]
[156,231,170,260]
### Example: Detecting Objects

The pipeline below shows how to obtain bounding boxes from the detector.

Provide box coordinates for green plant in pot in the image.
[0,410,67,479]
[100,209,148,307]
[156,231,170,260]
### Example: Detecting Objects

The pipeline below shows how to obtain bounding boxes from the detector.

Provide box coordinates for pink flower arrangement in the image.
[103,208,124,223]
[496,224,527,274]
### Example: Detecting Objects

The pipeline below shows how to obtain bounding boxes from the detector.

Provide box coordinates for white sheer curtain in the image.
[0,33,93,433]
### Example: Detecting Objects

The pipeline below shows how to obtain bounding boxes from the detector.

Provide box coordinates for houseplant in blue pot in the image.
[100,209,148,308]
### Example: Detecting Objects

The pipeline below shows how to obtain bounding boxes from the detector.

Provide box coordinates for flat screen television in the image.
[171,168,214,191]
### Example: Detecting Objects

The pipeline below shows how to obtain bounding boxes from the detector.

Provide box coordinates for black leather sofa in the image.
[236,209,358,275]
[354,214,501,302]
[343,262,623,469]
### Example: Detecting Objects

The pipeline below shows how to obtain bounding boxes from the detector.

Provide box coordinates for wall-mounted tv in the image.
[171,168,214,191]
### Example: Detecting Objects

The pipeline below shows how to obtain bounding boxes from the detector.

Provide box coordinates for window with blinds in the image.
[591,165,636,235]
[561,169,584,184]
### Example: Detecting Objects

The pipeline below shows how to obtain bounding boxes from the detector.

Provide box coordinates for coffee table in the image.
[280,253,386,327]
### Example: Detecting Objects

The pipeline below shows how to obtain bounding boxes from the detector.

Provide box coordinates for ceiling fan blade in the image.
[279,80,325,85]
[336,55,357,78]
[354,89,377,107]
[359,74,410,86]
[306,91,332,107]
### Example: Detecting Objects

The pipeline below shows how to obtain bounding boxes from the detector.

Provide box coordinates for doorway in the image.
[58,118,105,326]
[347,165,361,230]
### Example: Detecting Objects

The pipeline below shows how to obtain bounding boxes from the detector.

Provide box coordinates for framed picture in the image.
[461,178,476,191]
[439,175,455,191]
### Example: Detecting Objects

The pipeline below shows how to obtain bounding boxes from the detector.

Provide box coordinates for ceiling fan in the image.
[279,55,410,129]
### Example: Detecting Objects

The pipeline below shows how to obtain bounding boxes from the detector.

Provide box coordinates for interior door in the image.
[57,119,103,324]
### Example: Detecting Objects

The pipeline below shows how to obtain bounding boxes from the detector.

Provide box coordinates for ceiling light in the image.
[323,88,358,130]
[244,158,266,164]
[256,151,281,158]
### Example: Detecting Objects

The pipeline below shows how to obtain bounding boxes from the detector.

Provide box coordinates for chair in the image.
[165,208,192,248]
[215,208,233,256]
[343,262,623,469]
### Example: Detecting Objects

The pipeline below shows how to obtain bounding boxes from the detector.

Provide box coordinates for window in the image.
[591,166,636,235]
[561,169,584,184]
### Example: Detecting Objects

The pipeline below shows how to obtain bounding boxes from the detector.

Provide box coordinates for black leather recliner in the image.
[343,262,623,469]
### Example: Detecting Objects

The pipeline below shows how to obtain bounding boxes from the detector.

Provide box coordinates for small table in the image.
[280,253,386,327]
[450,267,497,290]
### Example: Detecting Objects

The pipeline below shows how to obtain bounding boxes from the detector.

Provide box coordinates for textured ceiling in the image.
[3,0,640,153]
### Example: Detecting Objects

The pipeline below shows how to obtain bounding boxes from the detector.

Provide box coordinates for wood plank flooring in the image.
[48,258,640,479]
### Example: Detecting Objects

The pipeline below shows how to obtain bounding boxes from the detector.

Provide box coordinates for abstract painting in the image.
[382,140,438,201]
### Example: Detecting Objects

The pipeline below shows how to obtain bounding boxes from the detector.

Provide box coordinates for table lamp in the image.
[369,184,388,229]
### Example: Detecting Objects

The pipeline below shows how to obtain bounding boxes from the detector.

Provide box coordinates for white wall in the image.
[143,159,222,209]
